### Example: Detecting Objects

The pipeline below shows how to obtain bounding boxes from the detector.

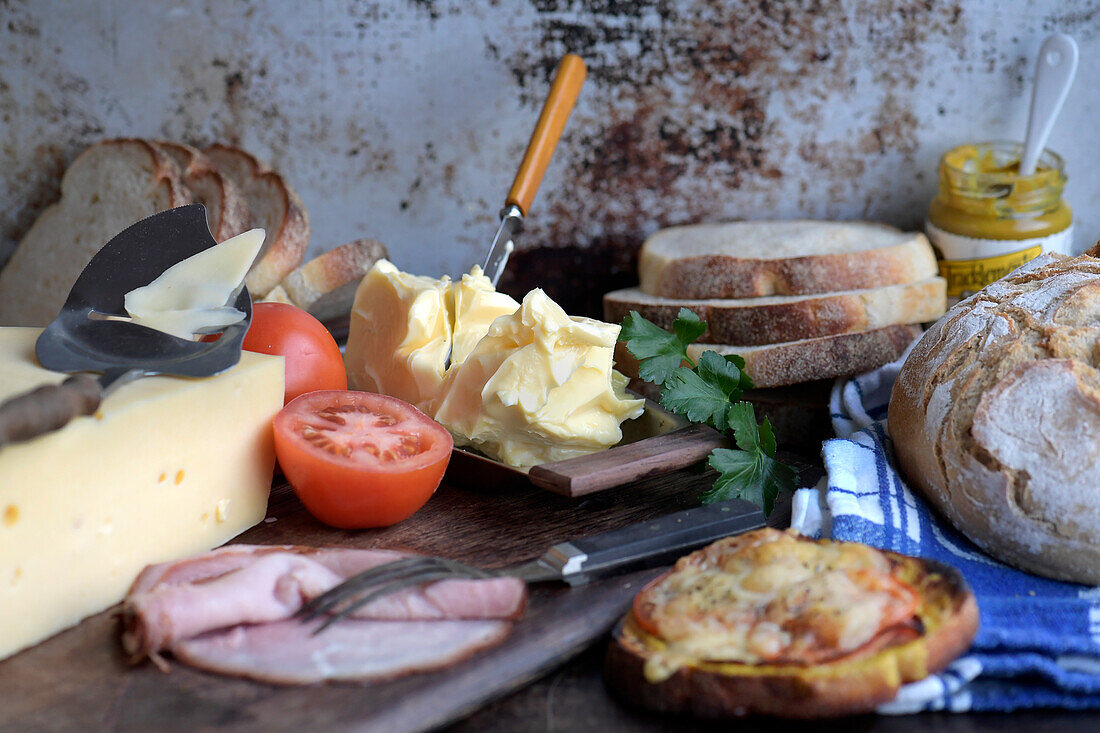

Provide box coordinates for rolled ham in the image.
[121,544,527,684]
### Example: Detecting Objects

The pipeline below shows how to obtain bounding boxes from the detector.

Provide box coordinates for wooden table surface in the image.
[1,455,738,732]
[7,450,1100,732]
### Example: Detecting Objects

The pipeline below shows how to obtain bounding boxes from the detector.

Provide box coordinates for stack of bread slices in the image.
[604,221,947,445]
[0,139,387,328]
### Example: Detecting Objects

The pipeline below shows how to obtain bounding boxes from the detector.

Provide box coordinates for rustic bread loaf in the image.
[0,139,191,327]
[152,141,250,242]
[889,249,1100,584]
[615,324,921,389]
[204,144,309,297]
[604,277,945,346]
[639,221,938,299]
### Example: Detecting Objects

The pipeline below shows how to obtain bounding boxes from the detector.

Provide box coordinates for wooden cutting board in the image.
[0,466,717,733]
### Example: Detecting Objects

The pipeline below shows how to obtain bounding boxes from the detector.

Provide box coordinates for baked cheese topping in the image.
[634,529,920,681]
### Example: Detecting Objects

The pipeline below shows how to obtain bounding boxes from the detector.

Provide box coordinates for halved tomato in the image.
[273,391,453,529]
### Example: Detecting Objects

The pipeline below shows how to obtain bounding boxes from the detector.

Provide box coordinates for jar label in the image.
[925,222,1074,301]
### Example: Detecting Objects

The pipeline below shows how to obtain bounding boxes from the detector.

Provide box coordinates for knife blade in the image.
[507,498,766,585]
[484,54,586,286]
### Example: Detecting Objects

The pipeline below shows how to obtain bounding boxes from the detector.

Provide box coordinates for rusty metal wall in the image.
[2,0,1098,312]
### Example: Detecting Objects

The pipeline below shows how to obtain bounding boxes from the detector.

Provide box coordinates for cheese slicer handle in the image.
[505,54,586,216]
[0,375,102,448]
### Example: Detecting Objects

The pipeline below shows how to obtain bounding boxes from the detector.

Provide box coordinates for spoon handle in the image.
[1019,33,1078,176]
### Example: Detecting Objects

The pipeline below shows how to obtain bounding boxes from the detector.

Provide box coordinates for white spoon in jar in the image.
[1019,33,1078,176]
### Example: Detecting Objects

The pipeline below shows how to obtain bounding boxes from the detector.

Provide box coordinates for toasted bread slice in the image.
[204,144,309,297]
[615,324,921,389]
[605,529,978,719]
[0,139,191,327]
[604,278,945,346]
[152,141,250,242]
[271,239,389,322]
[639,221,938,299]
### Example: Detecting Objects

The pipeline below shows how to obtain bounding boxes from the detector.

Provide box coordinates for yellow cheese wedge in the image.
[125,228,266,339]
[0,328,283,661]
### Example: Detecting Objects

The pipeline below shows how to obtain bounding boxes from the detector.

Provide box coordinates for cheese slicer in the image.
[0,204,252,448]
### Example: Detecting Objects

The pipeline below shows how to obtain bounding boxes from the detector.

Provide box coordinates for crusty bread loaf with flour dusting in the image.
[889,247,1100,584]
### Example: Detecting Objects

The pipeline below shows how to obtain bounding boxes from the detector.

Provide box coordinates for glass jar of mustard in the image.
[927,141,1073,303]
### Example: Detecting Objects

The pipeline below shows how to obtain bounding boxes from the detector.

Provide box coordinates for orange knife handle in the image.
[506,54,586,216]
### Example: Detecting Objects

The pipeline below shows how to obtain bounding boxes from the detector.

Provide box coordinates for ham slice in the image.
[173,619,512,684]
[121,544,527,683]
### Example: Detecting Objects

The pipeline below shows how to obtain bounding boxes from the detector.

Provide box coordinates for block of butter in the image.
[0,328,283,661]
[346,260,644,467]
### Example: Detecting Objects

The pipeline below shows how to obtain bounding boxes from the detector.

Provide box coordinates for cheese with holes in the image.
[0,327,283,661]
[125,228,265,339]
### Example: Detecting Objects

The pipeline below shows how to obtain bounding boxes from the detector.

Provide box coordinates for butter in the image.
[346,262,643,467]
[434,289,643,466]
[448,267,520,366]
[125,228,266,339]
[0,327,283,661]
[345,259,453,413]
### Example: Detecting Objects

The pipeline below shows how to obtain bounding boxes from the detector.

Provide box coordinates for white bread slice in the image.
[604,277,945,346]
[272,239,389,322]
[0,139,192,327]
[203,144,309,297]
[615,324,922,389]
[152,141,250,242]
[639,221,938,299]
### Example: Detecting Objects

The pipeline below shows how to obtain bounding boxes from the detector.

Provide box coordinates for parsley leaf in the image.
[619,308,704,387]
[617,310,798,516]
[661,351,747,432]
[726,401,760,452]
[703,445,797,515]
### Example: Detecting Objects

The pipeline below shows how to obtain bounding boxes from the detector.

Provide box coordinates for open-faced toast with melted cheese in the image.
[605,528,978,719]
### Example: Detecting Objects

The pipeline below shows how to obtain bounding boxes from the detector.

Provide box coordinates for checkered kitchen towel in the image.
[790,351,1100,713]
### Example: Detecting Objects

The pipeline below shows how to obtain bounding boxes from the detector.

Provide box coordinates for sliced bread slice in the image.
[0,139,191,327]
[639,221,938,299]
[204,144,309,297]
[614,324,921,389]
[603,277,945,346]
[152,141,250,242]
[275,239,389,322]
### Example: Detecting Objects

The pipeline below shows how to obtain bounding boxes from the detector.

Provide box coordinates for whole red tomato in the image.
[273,391,453,528]
[243,302,347,404]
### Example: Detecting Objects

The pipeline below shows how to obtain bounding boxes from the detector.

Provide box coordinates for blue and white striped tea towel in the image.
[790,352,1100,713]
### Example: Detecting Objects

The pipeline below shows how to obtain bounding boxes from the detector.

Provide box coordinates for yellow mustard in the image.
[927,141,1073,302]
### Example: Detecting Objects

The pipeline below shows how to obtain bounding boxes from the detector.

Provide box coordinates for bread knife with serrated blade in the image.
[483,54,586,287]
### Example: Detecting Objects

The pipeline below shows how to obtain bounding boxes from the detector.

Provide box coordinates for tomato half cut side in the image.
[273,391,453,529]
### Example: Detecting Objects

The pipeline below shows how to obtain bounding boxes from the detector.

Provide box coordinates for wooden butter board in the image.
[0,466,720,733]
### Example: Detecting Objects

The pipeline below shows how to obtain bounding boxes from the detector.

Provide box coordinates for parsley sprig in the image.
[619,309,797,515]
